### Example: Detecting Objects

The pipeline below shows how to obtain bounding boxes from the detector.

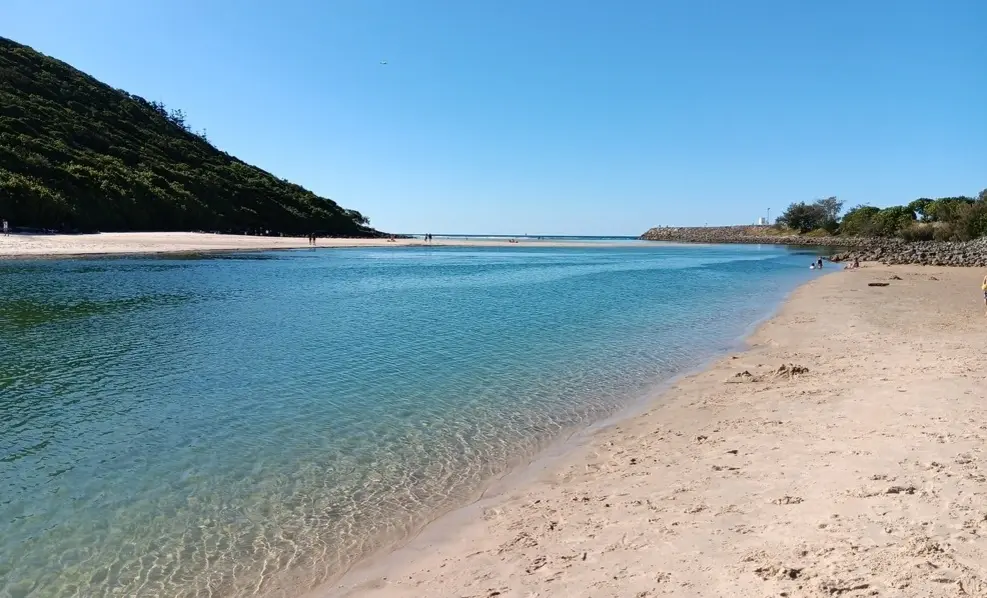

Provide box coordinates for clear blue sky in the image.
[3,0,985,235]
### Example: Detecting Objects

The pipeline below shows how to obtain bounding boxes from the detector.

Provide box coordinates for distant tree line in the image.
[775,190,987,241]
[0,36,380,236]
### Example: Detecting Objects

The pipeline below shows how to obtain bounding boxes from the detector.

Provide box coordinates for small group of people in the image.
[423,233,433,242]
[307,233,318,246]
[813,256,862,271]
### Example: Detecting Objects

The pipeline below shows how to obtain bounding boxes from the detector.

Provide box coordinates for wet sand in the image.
[326,265,987,598]
[0,232,638,257]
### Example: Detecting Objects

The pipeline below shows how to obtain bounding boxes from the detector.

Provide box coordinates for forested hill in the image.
[0,37,380,235]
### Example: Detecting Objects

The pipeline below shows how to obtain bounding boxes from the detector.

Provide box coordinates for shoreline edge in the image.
[323,264,987,597]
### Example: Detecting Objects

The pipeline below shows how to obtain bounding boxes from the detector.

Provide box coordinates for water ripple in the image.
[0,245,819,597]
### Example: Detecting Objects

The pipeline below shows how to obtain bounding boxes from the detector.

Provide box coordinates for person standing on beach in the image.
[2,218,8,236]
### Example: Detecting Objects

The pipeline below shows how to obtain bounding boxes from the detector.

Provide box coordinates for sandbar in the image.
[0,232,641,258]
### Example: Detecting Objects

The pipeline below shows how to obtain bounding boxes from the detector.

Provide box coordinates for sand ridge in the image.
[326,265,987,598]
[0,232,642,257]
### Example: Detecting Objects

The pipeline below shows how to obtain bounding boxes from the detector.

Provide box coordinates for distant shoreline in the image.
[0,231,662,259]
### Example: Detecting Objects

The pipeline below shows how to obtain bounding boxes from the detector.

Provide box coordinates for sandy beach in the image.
[327,265,987,598]
[0,232,640,258]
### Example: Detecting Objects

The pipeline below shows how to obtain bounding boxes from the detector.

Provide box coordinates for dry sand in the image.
[327,265,987,598]
[0,232,635,257]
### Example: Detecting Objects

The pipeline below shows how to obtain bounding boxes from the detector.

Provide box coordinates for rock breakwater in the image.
[639,225,871,247]
[829,237,987,267]
[640,226,987,267]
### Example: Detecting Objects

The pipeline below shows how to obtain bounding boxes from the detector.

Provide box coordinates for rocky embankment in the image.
[829,237,987,267]
[639,226,872,247]
[640,226,987,267]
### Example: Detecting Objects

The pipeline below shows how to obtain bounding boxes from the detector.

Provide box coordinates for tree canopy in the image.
[0,37,380,235]
[839,205,882,236]
[775,197,843,233]
[777,192,987,241]
[775,202,825,233]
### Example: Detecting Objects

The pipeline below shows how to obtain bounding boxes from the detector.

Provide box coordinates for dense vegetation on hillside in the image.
[0,37,379,235]
[777,191,987,241]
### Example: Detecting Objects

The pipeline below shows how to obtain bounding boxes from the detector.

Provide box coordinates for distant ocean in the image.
[0,243,826,597]
[413,234,649,243]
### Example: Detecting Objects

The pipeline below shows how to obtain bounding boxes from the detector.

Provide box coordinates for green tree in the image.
[925,197,975,222]
[953,201,987,240]
[776,201,826,233]
[907,198,933,221]
[345,209,370,226]
[814,196,844,221]
[813,197,843,233]
[871,206,916,237]
[839,205,881,236]
[149,100,168,118]
[168,108,188,131]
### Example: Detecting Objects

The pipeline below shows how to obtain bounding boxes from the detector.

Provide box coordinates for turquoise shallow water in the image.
[0,244,825,598]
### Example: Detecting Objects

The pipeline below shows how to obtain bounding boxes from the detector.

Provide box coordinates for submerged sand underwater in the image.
[332,265,987,598]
